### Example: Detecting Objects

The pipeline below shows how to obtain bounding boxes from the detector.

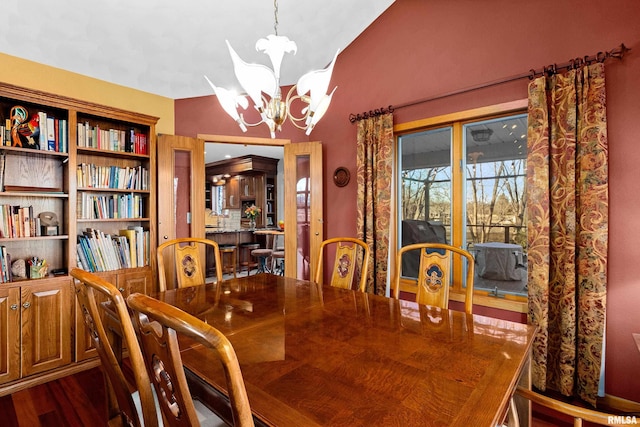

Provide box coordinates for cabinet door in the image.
[117,269,152,296]
[225,177,240,208]
[0,287,20,384]
[22,278,72,377]
[240,175,256,198]
[75,272,117,362]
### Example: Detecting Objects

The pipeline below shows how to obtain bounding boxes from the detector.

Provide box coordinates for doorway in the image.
[198,134,323,281]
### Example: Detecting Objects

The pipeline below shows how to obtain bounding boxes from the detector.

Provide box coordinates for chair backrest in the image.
[71,268,159,427]
[394,243,475,314]
[157,237,222,292]
[314,237,370,292]
[127,292,254,427]
[510,387,618,427]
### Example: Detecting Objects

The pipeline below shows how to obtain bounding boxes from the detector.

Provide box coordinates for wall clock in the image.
[333,167,350,187]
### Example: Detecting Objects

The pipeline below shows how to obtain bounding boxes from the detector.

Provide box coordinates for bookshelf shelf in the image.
[78,188,150,194]
[0,191,68,198]
[0,235,69,242]
[77,218,151,223]
[0,145,69,158]
[77,146,150,160]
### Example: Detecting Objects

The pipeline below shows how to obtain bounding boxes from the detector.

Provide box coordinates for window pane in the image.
[398,127,452,278]
[464,115,527,296]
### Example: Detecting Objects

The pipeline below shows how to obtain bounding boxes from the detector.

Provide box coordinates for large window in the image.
[398,112,528,300]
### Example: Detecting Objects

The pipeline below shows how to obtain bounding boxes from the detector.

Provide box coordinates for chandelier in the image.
[205,0,339,138]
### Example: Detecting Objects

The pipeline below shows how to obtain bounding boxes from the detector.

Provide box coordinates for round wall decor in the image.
[333,167,350,187]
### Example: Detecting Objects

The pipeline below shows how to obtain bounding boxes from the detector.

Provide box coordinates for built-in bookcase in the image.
[0,82,159,389]
[0,82,158,282]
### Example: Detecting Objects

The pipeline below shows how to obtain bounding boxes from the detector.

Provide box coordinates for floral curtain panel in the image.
[527,63,608,405]
[356,113,394,295]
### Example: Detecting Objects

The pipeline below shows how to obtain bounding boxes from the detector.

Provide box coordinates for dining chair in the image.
[394,243,475,314]
[506,386,618,427]
[157,237,223,292]
[71,268,161,427]
[314,237,370,292]
[127,292,255,427]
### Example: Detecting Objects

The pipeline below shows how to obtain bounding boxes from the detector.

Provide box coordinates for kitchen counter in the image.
[205,227,280,234]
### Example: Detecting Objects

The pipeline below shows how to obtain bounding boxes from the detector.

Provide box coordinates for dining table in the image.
[154,273,536,427]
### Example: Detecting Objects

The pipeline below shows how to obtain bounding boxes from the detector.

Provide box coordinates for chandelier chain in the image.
[273,0,279,36]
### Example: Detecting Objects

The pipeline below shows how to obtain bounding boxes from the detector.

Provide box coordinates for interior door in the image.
[157,135,205,282]
[284,141,323,280]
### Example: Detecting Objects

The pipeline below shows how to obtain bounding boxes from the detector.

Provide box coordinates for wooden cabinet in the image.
[239,175,255,198]
[75,269,151,362]
[0,82,157,392]
[225,176,240,208]
[206,155,279,228]
[0,278,72,385]
[265,175,277,227]
[0,287,20,384]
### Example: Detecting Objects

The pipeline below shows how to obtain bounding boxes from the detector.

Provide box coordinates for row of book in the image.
[76,227,149,272]
[0,205,44,239]
[77,193,144,220]
[76,163,149,191]
[1,112,68,153]
[77,123,148,155]
[0,246,11,283]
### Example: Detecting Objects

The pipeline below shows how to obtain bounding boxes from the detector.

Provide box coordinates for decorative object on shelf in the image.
[10,105,28,147]
[204,0,339,138]
[245,204,261,230]
[278,220,284,230]
[11,258,26,278]
[28,257,47,279]
[333,166,350,187]
[39,211,59,236]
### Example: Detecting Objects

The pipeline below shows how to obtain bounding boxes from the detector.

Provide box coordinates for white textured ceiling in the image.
[0,0,394,99]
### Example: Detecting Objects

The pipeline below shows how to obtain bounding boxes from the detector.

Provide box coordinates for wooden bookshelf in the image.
[0,82,158,390]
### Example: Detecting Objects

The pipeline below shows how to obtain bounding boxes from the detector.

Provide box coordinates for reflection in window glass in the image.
[398,127,452,281]
[464,115,527,296]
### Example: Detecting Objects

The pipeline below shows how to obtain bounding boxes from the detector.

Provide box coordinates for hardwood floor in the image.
[0,367,108,427]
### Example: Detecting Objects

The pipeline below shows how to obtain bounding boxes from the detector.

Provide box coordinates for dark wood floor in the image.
[0,367,108,427]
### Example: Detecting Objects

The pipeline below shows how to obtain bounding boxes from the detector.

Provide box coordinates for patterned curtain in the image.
[356,113,394,295]
[527,63,608,405]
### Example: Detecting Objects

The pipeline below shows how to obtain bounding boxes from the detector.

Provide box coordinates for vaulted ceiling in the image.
[1,0,394,99]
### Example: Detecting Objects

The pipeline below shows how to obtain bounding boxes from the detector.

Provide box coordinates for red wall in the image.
[175,0,640,402]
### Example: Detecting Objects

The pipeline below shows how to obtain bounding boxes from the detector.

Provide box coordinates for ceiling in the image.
[1,0,394,100]
[205,142,284,166]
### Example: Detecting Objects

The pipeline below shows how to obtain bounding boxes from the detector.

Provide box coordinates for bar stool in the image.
[219,244,237,279]
[251,248,273,273]
[239,242,260,275]
[271,250,285,275]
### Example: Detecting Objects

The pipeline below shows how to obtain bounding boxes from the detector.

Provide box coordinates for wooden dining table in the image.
[155,273,535,427]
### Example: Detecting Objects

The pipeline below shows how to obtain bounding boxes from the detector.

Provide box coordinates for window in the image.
[397,108,528,305]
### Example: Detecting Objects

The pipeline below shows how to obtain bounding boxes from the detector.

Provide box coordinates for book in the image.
[46,117,56,151]
[119,229,137,268]
[128,226,145,267]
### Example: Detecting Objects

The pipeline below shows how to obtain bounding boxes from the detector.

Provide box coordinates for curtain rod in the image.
[348,43,629,123]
